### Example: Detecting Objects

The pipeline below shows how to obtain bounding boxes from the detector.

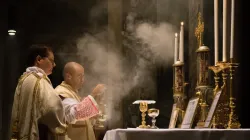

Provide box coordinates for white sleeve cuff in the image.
[62,98,78,124]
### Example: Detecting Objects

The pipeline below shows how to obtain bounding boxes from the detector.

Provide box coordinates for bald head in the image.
[63,62,84,77]
[63,62,85,91]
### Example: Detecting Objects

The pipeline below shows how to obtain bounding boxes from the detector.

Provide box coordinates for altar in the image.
[103,129,250,140]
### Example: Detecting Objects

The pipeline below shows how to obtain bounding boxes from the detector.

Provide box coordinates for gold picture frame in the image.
[181,97,200,128]
[169,103,179,128]
[203,88,223,128]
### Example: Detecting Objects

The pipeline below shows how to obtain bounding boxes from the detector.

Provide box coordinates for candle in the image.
[230,0,235,59]
[214,0,219,65]
[223,0,227,62]
[174,33,178,63]
[179,22,184,62]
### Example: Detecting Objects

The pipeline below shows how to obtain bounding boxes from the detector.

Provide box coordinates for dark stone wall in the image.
[236,0,249,128]
[0,1,7,138]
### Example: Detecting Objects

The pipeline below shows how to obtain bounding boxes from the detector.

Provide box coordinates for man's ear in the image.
[35,55,42,64]
[66,73,72,80]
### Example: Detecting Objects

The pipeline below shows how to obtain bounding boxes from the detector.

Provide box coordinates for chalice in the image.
[148,108,160,129]
[138,102,149,128]
[133,100,156,128]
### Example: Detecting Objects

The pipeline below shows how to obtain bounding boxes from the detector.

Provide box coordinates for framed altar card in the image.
[169,103,179,128]
[181,97,200,129]
[203,89,223,128]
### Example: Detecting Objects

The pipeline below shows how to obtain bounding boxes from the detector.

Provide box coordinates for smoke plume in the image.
[57,0,185,129]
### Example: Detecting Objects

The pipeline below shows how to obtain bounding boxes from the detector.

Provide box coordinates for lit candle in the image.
[179,22,184,62]
[223,0,227,62]
[214,0,219,65]
[230,0,235,59]
[174,33,178,63]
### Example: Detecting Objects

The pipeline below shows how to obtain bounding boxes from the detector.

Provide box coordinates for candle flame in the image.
[181,22,184,25]
[175,33,178,37]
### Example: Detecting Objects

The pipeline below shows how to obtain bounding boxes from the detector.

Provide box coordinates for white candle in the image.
[174,33,178,63]
[214,0,219,65]
[230,0,235,59]
[223,0,227,62]
[179,22,184,62]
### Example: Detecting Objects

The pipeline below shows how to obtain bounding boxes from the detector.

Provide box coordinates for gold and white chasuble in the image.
[55,82,99,140]
[11,67,67,140]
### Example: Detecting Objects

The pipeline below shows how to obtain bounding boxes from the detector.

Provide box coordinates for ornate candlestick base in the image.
[195,86,213,128]
[174,96,186,128]
[227,61,241,129]
[227,97,241,128]
[208,65,223,128]
[172,60,187,128]
[196,103,209,128]
[213,62,231,128]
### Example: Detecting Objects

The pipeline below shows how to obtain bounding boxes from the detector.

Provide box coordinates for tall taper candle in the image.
[174,33,178,63]
[179,22,184,62]
[230,0,235,59]
[223,0,227,62]
[214,0,219,65]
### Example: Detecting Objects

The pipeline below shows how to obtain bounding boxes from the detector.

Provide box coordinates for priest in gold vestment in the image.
[55,62,105,140]
[10,45,67,140]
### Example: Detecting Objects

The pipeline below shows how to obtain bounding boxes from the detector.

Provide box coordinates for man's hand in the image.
[91,84,106,99]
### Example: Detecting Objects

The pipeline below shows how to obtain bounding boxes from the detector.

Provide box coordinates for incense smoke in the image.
[57,0,185,129]
[71,21,176,129]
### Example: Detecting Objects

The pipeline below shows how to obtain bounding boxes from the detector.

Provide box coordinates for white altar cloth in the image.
[103,128,250,140]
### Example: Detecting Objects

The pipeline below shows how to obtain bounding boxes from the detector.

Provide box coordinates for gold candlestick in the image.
[213,62,230,128]
[227,59,241,128]
[173,61,186,127]
[208,65,223,128]
[195,45,211,128]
